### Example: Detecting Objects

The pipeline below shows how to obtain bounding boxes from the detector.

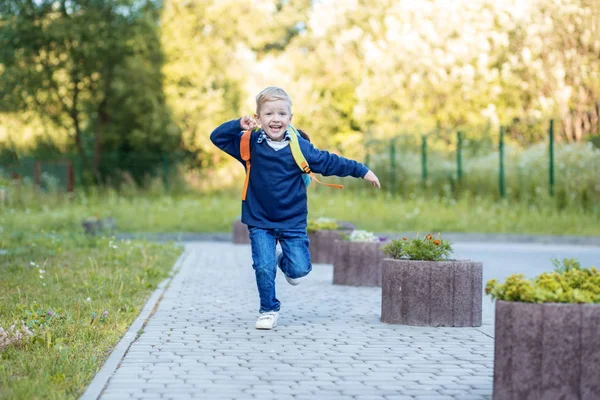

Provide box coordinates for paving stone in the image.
[132,393,162,399]
[418,377,460,386]
[402,389,444,396]
[469,388,493,395]
[439,389,470,396]
[97,242,496,400]
[297,394,344,400]
[100,394,133,400]
[384,396,418,400]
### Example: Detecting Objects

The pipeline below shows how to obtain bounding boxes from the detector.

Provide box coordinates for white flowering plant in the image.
[343,230,386,242]
[0,323,34,350]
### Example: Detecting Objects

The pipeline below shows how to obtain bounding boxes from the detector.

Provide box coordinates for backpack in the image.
[240,125,343,200]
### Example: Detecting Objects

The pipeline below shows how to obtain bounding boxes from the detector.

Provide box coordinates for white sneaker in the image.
[276,244,302,286]
[255,311,279,330]
[285,275,302,286]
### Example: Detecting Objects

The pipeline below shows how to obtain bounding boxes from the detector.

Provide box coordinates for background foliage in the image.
[1,0,599,198]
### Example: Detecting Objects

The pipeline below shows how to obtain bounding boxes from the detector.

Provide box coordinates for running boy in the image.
[210,87,380,329]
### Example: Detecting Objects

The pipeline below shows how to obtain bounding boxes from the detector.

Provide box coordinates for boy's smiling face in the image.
[255,99,293,142]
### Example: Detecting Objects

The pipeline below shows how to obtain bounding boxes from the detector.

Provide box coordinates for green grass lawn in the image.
[0,231,182,399]
[2,187,599,236]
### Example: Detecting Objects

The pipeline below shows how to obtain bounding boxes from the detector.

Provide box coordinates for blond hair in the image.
[255,86,292,115]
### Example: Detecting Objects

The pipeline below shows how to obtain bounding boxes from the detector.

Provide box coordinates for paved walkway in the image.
[91,242,498,400]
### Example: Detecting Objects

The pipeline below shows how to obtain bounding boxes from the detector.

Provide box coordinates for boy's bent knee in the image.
[287,263,312,279]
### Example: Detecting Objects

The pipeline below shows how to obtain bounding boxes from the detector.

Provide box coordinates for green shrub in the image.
[381,233,453,261]
[485,258,600,303]
[307,217,340,232]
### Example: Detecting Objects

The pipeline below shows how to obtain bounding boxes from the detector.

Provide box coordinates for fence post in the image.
[421,135,427,188]
[162,153,169,193]
[456,131,463,182]
[389,139,396,196]
[499,126,505,198]
[549,119,554,196]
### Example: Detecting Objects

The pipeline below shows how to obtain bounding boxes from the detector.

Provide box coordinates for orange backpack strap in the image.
[308,172,343,189]
[240,130,252,201]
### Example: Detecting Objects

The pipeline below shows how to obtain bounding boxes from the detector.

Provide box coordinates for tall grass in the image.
[1,184,598,236]
[3,139,599,211]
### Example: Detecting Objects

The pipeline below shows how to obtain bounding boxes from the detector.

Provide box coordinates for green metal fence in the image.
[347,119,599,209]
[1,120,599,210]
[0,152,188,193]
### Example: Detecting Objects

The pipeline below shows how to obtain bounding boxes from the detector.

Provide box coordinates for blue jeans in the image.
[248,226,312,313]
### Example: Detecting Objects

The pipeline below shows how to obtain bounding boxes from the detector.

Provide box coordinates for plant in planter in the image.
[380,234,482,327]
[381,233,452,261]
[486,258,600,400]
[307,217,355,264]
[333,230,387,287]
[344,230,384,242]
[307,217,340,233]
[233,217,355,247]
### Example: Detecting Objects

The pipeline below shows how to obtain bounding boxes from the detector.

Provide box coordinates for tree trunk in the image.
[562,115,574,143]
[71,79,87,177]
[574,114,583,142]
[93,98,108,184]
[596,103,600,135]
[92,22,115,185]
[583,111,591,137]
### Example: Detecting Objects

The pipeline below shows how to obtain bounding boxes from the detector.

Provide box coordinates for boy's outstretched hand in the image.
[240,115,258,130]
[363,170,381,188]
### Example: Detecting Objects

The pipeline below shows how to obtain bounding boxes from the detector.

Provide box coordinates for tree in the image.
[286,0,600,145]
[0,0,180,183]
[160,0,311,169]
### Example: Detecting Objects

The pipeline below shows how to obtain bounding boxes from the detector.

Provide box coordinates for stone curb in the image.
[79,248,190,400]
[116,231,600,246]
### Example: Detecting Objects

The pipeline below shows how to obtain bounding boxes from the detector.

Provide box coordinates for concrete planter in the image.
[381,259,482,327]
[332,240,385,287]
[308,221,355,264]
[493,300,600,400]
[308,230,342,264]
[82,217,116,236]
[232,219,250,244]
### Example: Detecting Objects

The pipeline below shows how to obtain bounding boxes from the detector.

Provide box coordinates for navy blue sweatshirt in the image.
[210,119,369,230]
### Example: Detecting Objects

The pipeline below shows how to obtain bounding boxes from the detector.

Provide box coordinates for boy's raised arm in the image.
[210,119,244,162]
[302,141,381,188]
[210,116,259,163]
